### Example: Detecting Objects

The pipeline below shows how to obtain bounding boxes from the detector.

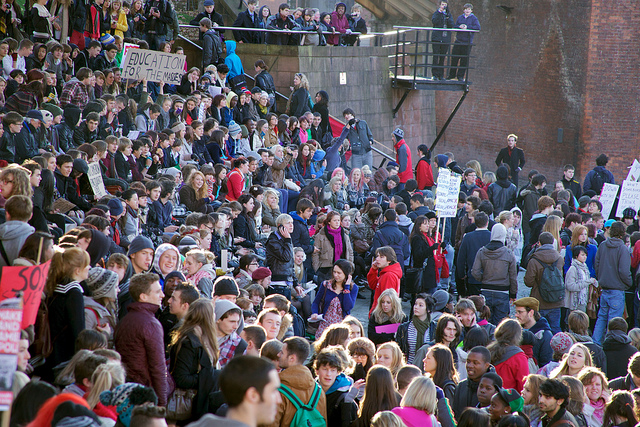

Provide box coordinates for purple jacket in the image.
[454,13,481,43]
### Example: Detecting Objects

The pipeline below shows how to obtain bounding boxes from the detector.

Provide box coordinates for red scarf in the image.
[110,218,120,245]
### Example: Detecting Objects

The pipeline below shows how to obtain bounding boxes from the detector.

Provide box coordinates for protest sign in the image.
[599,183,619,220]
[616,180,640,218]
[0,261,51,329]
[122,42,139,61]
[121,48,186,84]
[0,299,21,411]
[627,159,640,182]
[88,162,108,199]
[436,168,460,218]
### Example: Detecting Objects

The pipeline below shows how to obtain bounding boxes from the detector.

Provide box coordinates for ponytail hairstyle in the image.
[185,249,216,268]
[85,362,126,409]
[603,391,637,427]
[45,248,90,295]
[468,295,491,321]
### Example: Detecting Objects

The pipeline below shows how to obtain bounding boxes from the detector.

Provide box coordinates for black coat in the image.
[487,180,517,214]
[495,147,526,180]
[291,214,313,256]
[47,286,85,368]
[410,234,439,293]
[265,230,294,282]
[232,9,260,43]
[312,103,332,135]
[233,213,257,248]
[288,87,310,117]
[603,332,638,380]
[179,185,213,214]
[325,389,357,427]
[255,70,276,95]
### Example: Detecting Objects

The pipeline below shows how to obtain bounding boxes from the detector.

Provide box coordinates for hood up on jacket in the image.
[63,104,82,127]
[496,165,513,188]
[86,229,110,267]
[603,330,632,348]
[435,154,449,168]
[151,243,181,279]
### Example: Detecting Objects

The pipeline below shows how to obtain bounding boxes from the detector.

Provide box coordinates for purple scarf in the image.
[326,226,344,262]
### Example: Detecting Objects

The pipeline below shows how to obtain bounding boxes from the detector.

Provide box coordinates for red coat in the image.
[494,347,529,391]
[368,262,403,316]
[415,158,434,189]
[226,168,245,201]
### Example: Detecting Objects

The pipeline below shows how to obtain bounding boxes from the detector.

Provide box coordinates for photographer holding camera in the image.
[342,108,374,170]
[143,0,173,50]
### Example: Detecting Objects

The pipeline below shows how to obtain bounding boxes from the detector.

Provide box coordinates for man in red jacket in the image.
[392,127,412,191]
[115,273,168,405]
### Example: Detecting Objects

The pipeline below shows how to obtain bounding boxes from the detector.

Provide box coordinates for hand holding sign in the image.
[0,261,50,329]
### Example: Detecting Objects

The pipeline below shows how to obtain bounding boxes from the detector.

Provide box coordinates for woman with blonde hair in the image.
[108,0,128,37]
[262,188,281,230]
[578,366,610,426]
[169,298,219,421]
[543,214,563,252]
[288,73,311,117]
[392,376,438,427]
[563,224,597,277]
[466,160,484,188]
[368,288,407,345]
[0,165,33,198]
[483,171,496,187]
[550,343,593,378]
[85,361,125,417]
[371,411,407,427]
[183,249,217,298]
[179,170,213,214]
[629,328,640,350]
[376,341,405,377]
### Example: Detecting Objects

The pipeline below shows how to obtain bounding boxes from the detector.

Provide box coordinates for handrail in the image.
[178,24,362,35]
[393,25,479,33]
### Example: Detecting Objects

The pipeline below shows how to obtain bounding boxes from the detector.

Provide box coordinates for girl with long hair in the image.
[488,318,529,391]
[310,259,358,339]
[85,361,125,420]
[521,374,545,426]
[543,214,563,252]
[108,0,128,37]
[423,343,458,401]
[353,365,400,427]
[603,391,637,427]
[183,249,217,298]
[550,342,593,379]
[288,73,311,117]
[179,170,213,214]
[563,224,597,277]
[368,288,407,345]
[562,375,592,427]
[233,194,262,251]
[409,214,441,295]
[396,293,432,364]
[297,143,314,180]
[45,248,90,373]
[312,211,354,283]
[375,342,405,377]
[181,96,198,125]
[261,188,281,230]
[169,298,220,421]
[347,167,367,209]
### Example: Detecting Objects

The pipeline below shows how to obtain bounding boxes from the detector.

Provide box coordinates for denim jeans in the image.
[349,151,373,171]
[145,34,166,51]
[482,290,510,326]
[593,289,625,345]
[540,308,562,335]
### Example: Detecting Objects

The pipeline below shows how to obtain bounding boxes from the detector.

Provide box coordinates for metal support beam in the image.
[429,85,469,152]
[392,89,411,118]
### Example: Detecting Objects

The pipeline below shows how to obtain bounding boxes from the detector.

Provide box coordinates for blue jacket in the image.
[454,13,480,44]
[325,126,349,172]
[311,280,358,317]
[224,41,244,80]
[151,199,173,228]
[564,243,597,277]
[583,166,615,194]
[456,229,491,285]
[528,316,553,367]
[371,221,410,265]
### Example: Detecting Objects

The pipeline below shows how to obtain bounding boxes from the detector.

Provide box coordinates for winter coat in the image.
[395,318,430,360]
[524,243,564,309]
[456,229,491,290]
[472,241,518,298]
[603,330,638,380]
[179,185,212,214]
[431,8,454,42]
[416,155,435,190]
[594,237,632,291]
[392,406,439,427]
[451,369,495,419]
[583,165,615,194]
[223,40,244,80]
[255,70,276,95]
[83,297,115,341]
[325,376,357,427]
[0,220,35,267]
[487,179,517,214]
[493,345,529,391]
[312,226,353,271]
[367,313,407,346]
[394,138,413,183]
[519,184,544,233]
[528,317,553,367]
[268,365,327,427]
[410,234,439,293]
[202,28,224,67]
[262,203,281,228]
[564,259,594,310]
[371,221,410,266]
[233,212,258,248]
[368,262,403,316]
[265,230,294,282]
[47,282,85,368]
[609,374,638,392]
[115,301,168,405]
[290,212,313,256]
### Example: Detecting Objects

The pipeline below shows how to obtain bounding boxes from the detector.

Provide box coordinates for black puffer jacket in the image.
[487,166,517,214]
[265,230,294,282]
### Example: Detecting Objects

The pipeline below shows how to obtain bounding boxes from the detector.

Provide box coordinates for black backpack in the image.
[534,258,565,303]
[590,169,608,194]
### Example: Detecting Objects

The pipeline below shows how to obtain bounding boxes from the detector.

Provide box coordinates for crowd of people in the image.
[1,1,640,427]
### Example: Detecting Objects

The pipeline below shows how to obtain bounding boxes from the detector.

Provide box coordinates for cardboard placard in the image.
[88,162,108,199]
[627,159,640,182]
[52,198,76,214]
[0,261,50,329]
[0,299,22,411]
[616,180,640,218]
[121,48,186,84]
[599,183,619,220]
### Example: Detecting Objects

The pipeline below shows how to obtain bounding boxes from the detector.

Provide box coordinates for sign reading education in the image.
[121,48,186,84]
[0,261,51,329]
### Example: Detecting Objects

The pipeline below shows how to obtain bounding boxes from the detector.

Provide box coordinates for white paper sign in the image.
[121,48,186,84]
[436,168,460,217]
[599,183,619,220]
[88,162,108,199]
[627,159,640,182]
[121,42,139,63]
[615,180,640,218]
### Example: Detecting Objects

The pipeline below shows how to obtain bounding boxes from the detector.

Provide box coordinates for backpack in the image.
[590,169,608,194]
[535,258,565,303]
[290,306,306,337]
[279,383,326,427]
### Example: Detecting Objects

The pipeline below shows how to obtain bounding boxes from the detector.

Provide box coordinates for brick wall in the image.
[433,0,592,186]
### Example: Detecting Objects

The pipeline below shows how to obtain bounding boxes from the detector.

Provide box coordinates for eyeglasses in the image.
[1,179,13,184]
[249,262,259,266]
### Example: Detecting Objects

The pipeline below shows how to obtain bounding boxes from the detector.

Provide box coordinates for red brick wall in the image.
[434,0,593,186]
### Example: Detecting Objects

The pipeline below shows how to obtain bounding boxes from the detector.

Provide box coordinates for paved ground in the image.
[350,269,529,331]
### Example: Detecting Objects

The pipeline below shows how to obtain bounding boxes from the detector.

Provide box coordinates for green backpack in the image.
[279,383,326,427]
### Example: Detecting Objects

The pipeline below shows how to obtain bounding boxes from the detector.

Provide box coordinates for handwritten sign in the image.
[0,261,50,329]
[599,183,619,220]
[121,48,186,84]
[436,168,461,218]
[0,299,21,410]
[88,162,108,199]
[121,42,139,62]
[616,180,640,218]
[627,159,640,182]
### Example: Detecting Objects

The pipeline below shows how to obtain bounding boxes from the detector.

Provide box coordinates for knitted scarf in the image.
[413,315,430,349]
[590,398,606,423]
[326,226,343,262]
[187,267,214,289]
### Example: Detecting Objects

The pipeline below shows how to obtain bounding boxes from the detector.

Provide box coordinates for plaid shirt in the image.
[60,80,89,110]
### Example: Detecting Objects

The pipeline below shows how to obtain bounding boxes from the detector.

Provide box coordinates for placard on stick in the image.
[88,162,108,199]
[0,261,50,329]
[0,298,22,411]
[599,183,619,220]
[121,48,186,84]
[627,159,640,182]
[616,180,640,218]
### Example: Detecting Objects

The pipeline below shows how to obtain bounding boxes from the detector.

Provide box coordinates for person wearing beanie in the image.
[471,223,518,326]
[489,387,525,423]
[487,165,517,214]
[392,127,412,189]
[100,383,158,427]
[128,235,155,274]
[537,331,575,377]
[524,231,565,335]
[84,267,120,340]
[52,401,101,427]
[214,299,248,368]
[213,276,240,303]
[251,266,272,288]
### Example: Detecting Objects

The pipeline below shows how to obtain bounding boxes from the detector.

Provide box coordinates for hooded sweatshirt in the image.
[594,237,632,291]
[527,316,553,367]
[603,330,638,379]
[367,262,403,316]
[523,243,564,309]
[493,345,528,391]
[151,243,181,287]
[471,240,518,298]
[487,165,517,213]
[0,221,35,267]
[224,41,244,81]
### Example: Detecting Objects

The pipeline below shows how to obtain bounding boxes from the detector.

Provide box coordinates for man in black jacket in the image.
[290,198,314,276]
[233,0,259,44]
[266,3,301,45]
[495,133,526,187]
[15,109,42,163]
[190,0,224,40]
[431,1,453,80]
[561,164,582,199]
[73,112,99,147]
[265,213,295,299]
[452,346,492,418]
[201,18,224,68]
[143,0,174,51]
[610,352,640,391]
[370,209,410,268]
[0,111,22,162]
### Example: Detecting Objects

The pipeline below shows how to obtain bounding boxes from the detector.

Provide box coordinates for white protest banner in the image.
[599,183,619,219]
[436,168,460,217]
[435,167,451,212]
[121,42,139,63]
[121,48,186,84]
[627,159,640,182]
[88,162,108,199]
[615,180,640,218]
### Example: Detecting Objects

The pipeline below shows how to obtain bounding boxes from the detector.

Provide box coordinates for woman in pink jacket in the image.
[392,376,439,427]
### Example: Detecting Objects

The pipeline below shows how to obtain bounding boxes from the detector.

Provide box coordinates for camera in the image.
[136,13,146,21]
[348,118,356,126]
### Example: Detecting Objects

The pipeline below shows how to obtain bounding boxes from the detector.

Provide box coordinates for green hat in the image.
[41,102,63,118]
[497,388,524,413]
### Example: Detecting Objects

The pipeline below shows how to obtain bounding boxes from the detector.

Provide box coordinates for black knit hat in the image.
[213,276,239,297]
